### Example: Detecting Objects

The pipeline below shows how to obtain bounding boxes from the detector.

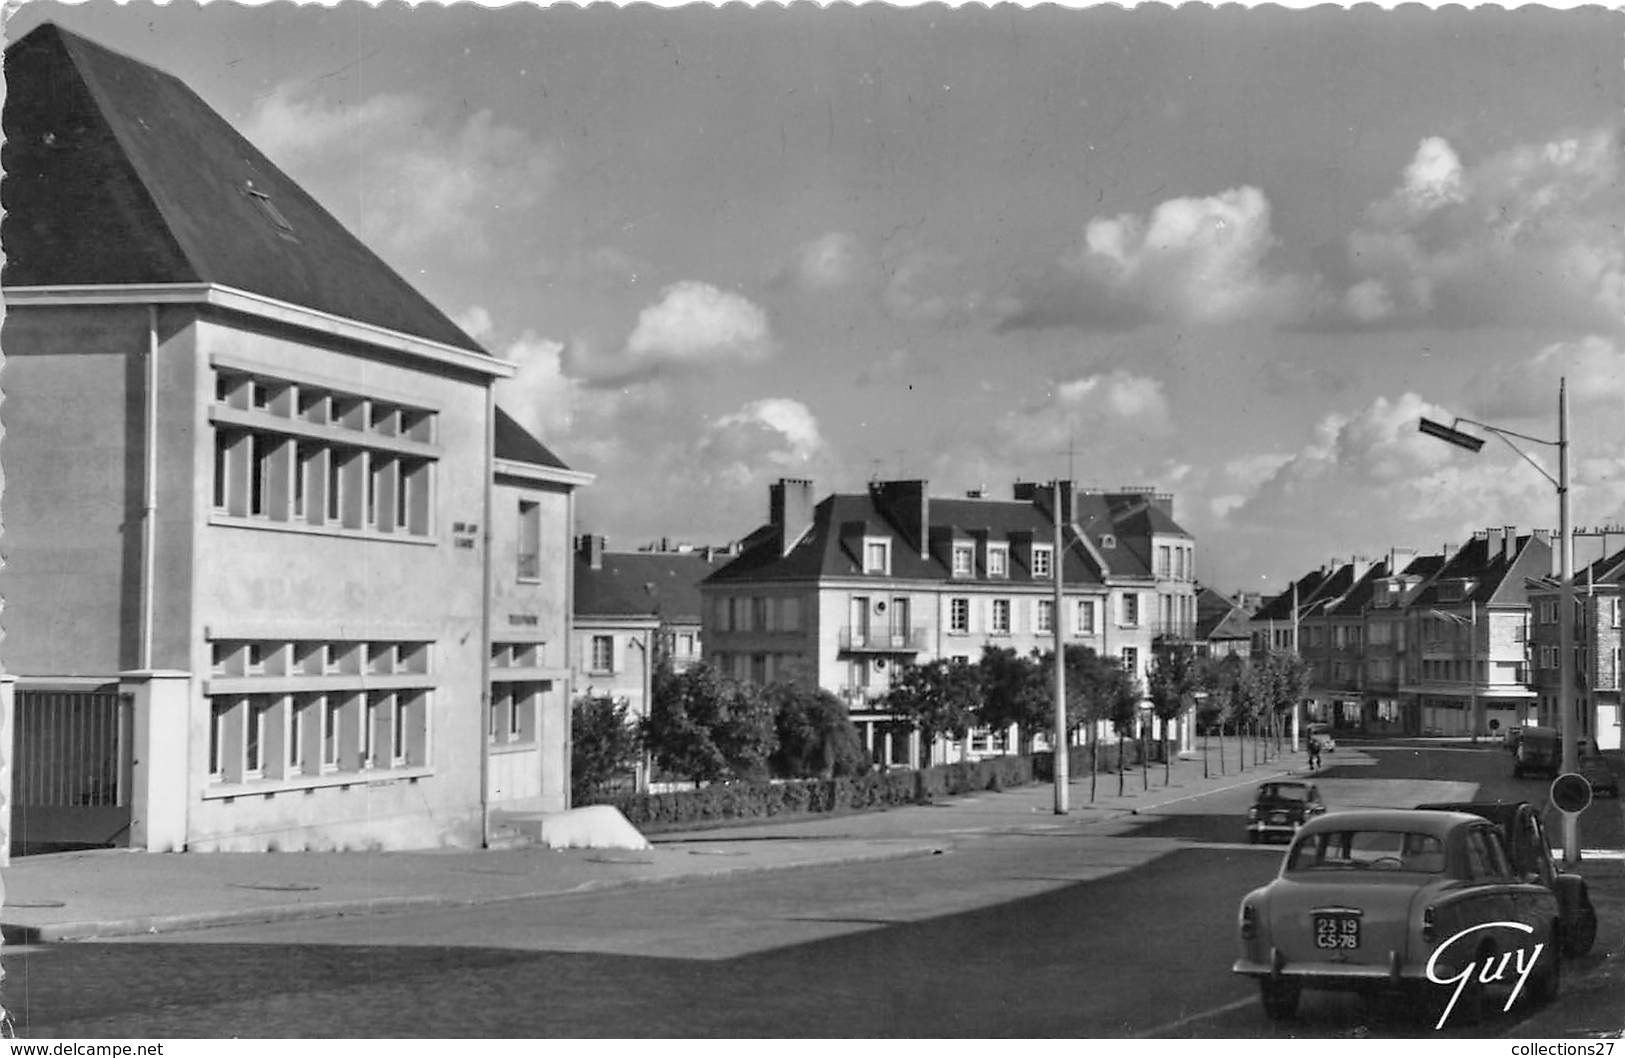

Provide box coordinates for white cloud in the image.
[785,232,870,292]
[703,398,827,470]
[1335,130,1625,329]
[1473,335,1625,419]
[1002,186,1313,331]
[565,281,775,386]
[242,84,557,263]
[494,330,576,441]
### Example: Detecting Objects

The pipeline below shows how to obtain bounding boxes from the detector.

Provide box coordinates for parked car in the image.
[1307,723,1336,752]
[1247,780,1326,844]
[1513,725,1561,779]
[1234,809,1562,1024]
[1580,752,1619,798]
[1416,800,1596,956]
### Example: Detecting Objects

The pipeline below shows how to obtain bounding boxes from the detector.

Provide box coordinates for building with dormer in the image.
[699,478,1199,766]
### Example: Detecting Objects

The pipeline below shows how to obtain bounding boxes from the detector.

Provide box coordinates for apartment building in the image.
[1528,544,1625,751]
[0,25,587,851]
[1192,587,1255,661]
[699,478,1200,765]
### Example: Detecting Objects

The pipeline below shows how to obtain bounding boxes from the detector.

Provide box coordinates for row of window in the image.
[715,595,804,634]
[211,639,431,678]
[842,644,1143,697]
[211,368,438,538]
[208,689,429,785]
[1536,596,1622,626]
[1153,543,1196,582]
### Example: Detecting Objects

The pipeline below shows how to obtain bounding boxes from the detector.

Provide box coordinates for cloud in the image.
[781,232,871,292]
[1472,335,1625,419]
[700,398,828,479]
[983,371,1174,466]
[569,281,775,386]
[494,329,576,442]
[1000,186,1314,331]
[1332,130,1625,329]
[242,84,557,263]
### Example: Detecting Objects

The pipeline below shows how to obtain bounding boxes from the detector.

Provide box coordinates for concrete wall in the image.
[183,315,492,851]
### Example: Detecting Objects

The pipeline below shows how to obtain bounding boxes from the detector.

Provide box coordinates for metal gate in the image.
[11,688,132,854]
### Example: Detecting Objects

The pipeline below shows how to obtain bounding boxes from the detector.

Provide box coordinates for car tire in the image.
[1247,832,1259,845]
[1562,906,1597,958]
[1259,980,1300,1021]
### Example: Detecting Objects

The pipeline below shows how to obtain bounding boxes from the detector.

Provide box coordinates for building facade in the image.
[1,25,586,852]
[1528,546,1625,751]
[700,478,1200,765]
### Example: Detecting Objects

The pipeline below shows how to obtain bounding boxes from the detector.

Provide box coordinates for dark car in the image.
[1513,725,1561,779]
[1416,799,1596,956]
[1247,780,1325,844]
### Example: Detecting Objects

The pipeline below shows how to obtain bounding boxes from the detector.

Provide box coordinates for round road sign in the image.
[1550,772,1593,815]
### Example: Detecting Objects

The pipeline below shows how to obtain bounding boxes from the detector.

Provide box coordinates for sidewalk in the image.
[0,747,1309,944]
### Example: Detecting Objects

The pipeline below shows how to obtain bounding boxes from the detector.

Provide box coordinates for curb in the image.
[0,843,944,944]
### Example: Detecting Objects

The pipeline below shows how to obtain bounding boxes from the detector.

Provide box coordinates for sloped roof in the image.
[575,551,732,621]
[704,487,1169,587]
[494,407,569,471]
[1195,587,1253,642]
[1325,560,1391,616]
[3,24,485,355]
[1410,533,1549,609]
[1254,569,1330,622]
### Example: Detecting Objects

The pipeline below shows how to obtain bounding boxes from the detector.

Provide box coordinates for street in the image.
[4,740,1621,1038]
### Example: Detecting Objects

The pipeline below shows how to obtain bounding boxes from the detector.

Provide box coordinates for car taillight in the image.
[1422,905,1437,944]
[1241,903,1258,940]
[1248,807,1259,820]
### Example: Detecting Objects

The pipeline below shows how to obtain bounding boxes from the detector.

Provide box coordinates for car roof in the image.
[1415,801,1528,828]
[1298,808,1478,838]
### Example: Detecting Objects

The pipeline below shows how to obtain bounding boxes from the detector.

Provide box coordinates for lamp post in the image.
[1419,379,1578,865]
[1052,479,1069,815]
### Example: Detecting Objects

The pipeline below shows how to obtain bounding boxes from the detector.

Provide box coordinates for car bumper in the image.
[1247,821,1301,836]
[1234,951,1413,989]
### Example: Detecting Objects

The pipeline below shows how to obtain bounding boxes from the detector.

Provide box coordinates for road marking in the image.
[1133,993,1257,1037]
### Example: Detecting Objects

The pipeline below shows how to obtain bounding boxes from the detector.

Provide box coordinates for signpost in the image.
[1550,772,1593,818]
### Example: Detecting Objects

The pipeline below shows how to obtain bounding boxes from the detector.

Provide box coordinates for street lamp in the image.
[1418,379,1579,865]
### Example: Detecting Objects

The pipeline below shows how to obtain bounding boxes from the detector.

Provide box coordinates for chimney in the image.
[1014,479,1076,524]
[1502,526,1517,562]
[869,479,930,559]
[769,478,817,557]
[1387,546,1418,575]
[578,534,605,570]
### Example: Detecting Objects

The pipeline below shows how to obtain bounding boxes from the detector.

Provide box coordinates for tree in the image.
[765,680,868,779]
[1147,639,1199,784]
[977,645,1049,751]
[570,695,644,803]
[1055,645,1133,800]
[882,657,982,766]
[644,662,778,784]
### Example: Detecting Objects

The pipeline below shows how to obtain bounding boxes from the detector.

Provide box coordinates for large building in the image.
[0,25,589,852]
[700,478,1200,765]
[1528,542,1625,751]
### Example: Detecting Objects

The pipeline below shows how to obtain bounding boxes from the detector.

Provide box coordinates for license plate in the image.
[1314,912,1361,950]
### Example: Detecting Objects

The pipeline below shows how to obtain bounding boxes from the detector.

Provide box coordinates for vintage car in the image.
[1417,800,1596,957]
[1247,780,1326,844]
[1513,726,1561,779]
[1234,809,1562,1024]
[1307,723,1337,752]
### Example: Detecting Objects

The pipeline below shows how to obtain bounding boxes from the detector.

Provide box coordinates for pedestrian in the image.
[1306,735,1322,772]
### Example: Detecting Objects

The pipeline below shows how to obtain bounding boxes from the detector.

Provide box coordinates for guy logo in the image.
[1424,920,1544,1031]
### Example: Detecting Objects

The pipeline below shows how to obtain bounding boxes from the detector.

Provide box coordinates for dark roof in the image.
[575,551,732,622]
[1409,533,1547,609]
[1325,560,1391,616]
[3,24,485,355]
[1195,587,1253,642]
[494,406,569,471]
[705,485,1190,587]
[1254,569,1330,622]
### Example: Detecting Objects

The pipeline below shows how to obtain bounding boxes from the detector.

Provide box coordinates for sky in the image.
[6,1,1624,594]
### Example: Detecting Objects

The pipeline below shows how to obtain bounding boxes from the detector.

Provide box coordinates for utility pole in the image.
[1053,478,1069,814]
[1558,379,1579,865]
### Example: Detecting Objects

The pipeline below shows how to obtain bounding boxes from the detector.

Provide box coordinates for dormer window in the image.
[952,544,974,577]
[864,538,891,575]
[1032,545,1053,579]
[987,544,1009,578]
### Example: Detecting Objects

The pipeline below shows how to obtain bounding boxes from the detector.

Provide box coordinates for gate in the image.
[11,688,132,854]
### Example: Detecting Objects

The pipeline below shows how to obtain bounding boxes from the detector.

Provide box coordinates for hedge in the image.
[590,752,1050,831]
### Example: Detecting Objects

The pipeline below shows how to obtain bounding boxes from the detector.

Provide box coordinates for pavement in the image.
[1,741,1620,1038]
[0,748,1303,945]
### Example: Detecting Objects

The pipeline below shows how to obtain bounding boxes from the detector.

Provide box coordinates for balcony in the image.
[839,626,927,653]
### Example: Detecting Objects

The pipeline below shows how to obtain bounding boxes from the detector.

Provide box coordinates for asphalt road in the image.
[4,741,1619,1038]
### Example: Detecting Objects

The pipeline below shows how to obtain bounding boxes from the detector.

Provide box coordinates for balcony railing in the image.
[839,626,927,653]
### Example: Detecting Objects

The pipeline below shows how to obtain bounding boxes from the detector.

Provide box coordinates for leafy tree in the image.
[1147,639,1199,783]
[977,645,1049,751]
[644,662,778,784]
[882,657,982,766]
[571,695,644,804]
[765,680,868,779]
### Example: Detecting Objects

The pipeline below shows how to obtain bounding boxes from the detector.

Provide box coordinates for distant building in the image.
[1527,542,1625,751]
[701,478,1200,766]
[1193,587,1256,661]
[0,25,589,852]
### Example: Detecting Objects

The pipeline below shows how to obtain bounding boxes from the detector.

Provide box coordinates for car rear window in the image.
[1261,785,1309,801]
[1288,830,1445,873]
